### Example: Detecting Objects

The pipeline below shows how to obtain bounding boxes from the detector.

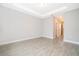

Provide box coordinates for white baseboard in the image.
[1,36,79,46]
[0,36,41,46]
[43,36,53,39]
[43,36,79,45]
[64,40,79,45]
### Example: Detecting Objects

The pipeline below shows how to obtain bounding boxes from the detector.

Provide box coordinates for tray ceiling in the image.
[1,3,79,18]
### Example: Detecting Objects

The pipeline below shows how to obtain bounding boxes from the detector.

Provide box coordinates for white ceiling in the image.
[19,3,67,14]
[1,3,79,18]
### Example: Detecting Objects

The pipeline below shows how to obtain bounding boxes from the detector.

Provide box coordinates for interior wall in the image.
[1,3,79,44]
[0,5,42,44]
[63,8,79,42]
[43,8,79,42]
[43,17,53,39]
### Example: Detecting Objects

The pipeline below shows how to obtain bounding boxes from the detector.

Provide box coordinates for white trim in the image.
[64,40,79,45]
[43,36,53,39]
[0,36,41,46]
[43,36,79,45]
[1,3,43,19]
[1,36,79,46]
[2,3,79,19]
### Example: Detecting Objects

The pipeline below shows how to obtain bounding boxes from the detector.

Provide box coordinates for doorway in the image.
[53,16,64,41]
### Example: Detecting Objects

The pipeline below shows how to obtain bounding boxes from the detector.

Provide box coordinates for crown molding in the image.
[1,3,79,19]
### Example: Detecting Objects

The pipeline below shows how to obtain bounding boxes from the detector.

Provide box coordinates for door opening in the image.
[53,16,64,41]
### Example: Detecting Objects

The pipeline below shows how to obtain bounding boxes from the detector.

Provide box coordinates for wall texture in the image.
[0,5,42,44]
